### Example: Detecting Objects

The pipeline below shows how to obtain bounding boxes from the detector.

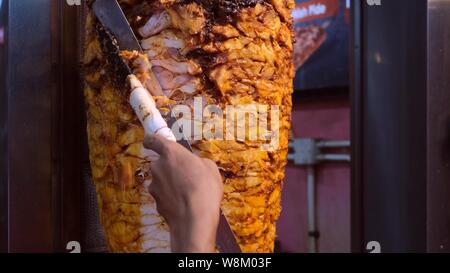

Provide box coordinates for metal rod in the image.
[287,154,295,161]
[316,140,351,148]
[316,154,351,162]
[307,165,317,253]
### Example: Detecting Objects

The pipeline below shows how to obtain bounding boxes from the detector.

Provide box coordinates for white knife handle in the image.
[128,75,176,142]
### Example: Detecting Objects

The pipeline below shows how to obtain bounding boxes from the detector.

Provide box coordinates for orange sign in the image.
[293,0,340,23]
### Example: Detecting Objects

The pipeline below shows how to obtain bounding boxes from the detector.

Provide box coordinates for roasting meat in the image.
[83,0,294,253]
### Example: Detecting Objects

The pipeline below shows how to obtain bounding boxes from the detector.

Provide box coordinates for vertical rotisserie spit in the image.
[83,0,294,253]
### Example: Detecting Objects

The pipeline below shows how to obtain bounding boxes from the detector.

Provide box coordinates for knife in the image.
[93,0,242,253]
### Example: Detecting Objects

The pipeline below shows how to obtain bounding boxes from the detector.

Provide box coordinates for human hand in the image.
[144,134,223,253]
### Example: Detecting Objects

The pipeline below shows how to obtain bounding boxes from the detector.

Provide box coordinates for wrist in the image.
[170,207,219,253]
[170,221,217,253]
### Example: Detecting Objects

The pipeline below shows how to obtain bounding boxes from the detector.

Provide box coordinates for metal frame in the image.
[0,0,83,252]
[350,0,363,253]
[352,0,428,253]
[426,0,450,252]
[288,138,351,253]
[0,0,8,253]
[56,0,85,253]
[351,0,450,252]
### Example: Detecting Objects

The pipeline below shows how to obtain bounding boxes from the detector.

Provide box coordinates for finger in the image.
[143,134,173,156]
[148,182,156,197]
[147,184,170,224]
[148,182,162,201]
[148,161,162,183]
[203,158,218,169]
[149,160,163,177]
[128,74,143,90]
[203,158,221,174]
[155,204,171,226]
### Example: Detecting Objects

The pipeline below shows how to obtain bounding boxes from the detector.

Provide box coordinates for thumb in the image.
[143,134,172,156]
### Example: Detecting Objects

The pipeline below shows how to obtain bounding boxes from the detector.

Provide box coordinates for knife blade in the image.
[93,0,141,51]
[93,0,193,152]
[92,0,242,253]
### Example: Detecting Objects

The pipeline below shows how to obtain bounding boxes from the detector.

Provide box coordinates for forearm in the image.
[170,212,218,253]
[170,226,216,253]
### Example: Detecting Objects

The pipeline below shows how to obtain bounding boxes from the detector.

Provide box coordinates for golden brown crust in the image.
[84,0,294,253]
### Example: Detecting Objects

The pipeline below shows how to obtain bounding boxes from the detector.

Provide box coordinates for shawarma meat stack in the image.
[83,0,294,253]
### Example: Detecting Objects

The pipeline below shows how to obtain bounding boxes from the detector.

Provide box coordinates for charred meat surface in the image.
[83,0,294,253]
